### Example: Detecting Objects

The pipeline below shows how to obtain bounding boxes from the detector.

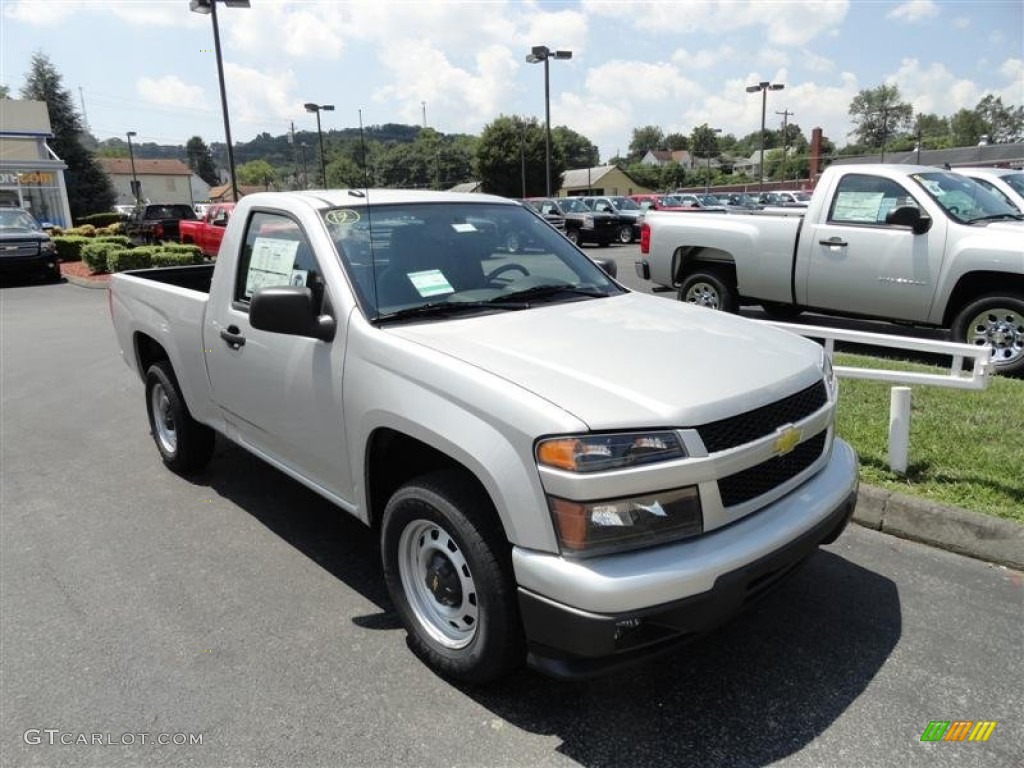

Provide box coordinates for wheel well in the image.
[365,429,491,530]
[673,247,737,287]
[944,272,1024,326]
[134,333,169,378]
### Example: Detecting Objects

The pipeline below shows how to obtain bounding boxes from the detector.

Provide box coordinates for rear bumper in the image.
[515,439,859,679]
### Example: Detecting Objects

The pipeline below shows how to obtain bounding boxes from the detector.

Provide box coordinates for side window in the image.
[828,174,919,225]
[235,211,324,310]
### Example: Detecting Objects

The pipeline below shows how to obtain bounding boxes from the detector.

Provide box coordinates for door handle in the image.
[219,325,246,349]
[819,237,848,247]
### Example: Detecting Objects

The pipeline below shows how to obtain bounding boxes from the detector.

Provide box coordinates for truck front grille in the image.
[696,380,827,453]
[0,241,41,259]
[717,431,827,508]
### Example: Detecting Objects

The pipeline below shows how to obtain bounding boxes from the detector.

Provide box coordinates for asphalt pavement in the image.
[1,277,1021,768]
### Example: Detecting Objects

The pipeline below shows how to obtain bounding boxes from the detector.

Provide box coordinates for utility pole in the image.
[422,101,427,128]
[775,109,793,182]
[78,87,89,131]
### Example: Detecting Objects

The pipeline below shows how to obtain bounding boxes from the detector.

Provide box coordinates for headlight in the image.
[548,486,702,556]
[583,215,595,228]
[537,431,685,473]
[40,240,57,254]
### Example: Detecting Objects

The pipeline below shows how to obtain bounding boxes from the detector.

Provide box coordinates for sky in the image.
[1,0,1022,163]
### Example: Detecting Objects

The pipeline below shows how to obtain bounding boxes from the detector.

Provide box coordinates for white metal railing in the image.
[765,321,993,473]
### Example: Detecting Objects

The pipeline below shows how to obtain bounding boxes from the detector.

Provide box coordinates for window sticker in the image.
[407,269,454,297]
[290,269,308,287]
[245,237,299,296]
[452,222,478,233]
[832,191,884,222]
[326,209,361,225]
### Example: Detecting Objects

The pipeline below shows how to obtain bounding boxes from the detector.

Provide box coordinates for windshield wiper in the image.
[374,299,529,324]
[497,284,610,303]
[965,213,1024,224]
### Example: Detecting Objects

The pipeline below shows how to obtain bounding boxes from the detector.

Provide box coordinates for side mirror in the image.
[592,256,618,279]
[250,286,336,342]
[885,204,932,234]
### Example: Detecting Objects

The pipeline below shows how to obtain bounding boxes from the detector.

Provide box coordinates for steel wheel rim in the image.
[683,281,721,309]
[398,519,478,649]
[150,383,177,454]
[618,225,632,244]
[968,307,1024,365]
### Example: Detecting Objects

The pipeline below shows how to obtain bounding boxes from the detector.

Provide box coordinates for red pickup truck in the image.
[179,203,234,257]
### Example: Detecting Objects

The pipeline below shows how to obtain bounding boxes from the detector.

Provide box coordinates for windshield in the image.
[699,195,722,205]
[144,204,198,220]
[559,198,590,213]
[910,171,1020,223]
[610,197,642,211]
[0,209,42,231]
[322,201,623,322]
[1000,172,1024,197]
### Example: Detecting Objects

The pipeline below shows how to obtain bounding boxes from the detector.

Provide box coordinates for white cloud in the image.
[801,49,835,73]
[758,49,791,70]
[952,16,971,29]
[670,45,737,70]
[221,64,303,129]
[887,0,940,22]
[136,76,208,111]
[886,59,978,116]
[552,91,633,161]
[585,60,701,103]
[225,1,346,59]
[2,0,189,26]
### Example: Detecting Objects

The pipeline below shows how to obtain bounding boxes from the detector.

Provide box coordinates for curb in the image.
[64,273,110,289]
[853,485,1024,570]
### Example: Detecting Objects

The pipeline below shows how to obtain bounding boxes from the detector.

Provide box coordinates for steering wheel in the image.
[485,263,530,283]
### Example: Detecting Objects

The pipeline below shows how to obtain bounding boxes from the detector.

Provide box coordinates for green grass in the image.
[834,353,1024,523]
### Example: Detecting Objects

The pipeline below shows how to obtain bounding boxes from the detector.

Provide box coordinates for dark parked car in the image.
[581,195,643,243]
[0,207,61,283]
[123,203,198,245]
[521,198,567,232]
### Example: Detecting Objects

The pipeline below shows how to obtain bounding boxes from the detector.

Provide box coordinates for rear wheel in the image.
[381,470,523,684]
[144,361,215,474]
[677,268,738,313]
[617,224,633,244]
[951,294,1024,375]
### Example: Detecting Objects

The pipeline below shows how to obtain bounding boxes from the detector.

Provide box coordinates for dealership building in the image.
[0,99,73,227]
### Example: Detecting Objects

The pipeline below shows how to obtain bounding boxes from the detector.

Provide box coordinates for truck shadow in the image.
[195,441,900,768]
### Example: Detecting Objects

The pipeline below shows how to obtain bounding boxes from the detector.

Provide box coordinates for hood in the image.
[386,293,825,430]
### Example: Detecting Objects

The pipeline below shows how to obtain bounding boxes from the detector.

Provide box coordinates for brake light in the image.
[640,222,650,254]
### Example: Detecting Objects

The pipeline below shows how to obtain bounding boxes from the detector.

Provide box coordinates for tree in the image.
[20,51,115,219]
[185,136,220,186]
[847,84,914,150]
[552,126,599,170]
[0,84,9,99]
[949,108,989,147]
[628,125,665,160]
[973,95,1024,143]
[913,113,953,150]
[664,132,689,151]
[474,115,554,197]
[236,159,277,189]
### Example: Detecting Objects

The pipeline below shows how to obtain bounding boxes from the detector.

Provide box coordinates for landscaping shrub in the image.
[95,235,132,248]
[52,235,90,262]
[81,241,115,273]
[151,251,206,267]
[75,212,123,228]
[159,243,204,260]
[72,224,97,237]
[108,249,152,272]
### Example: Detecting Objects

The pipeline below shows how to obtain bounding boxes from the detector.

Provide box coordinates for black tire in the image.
[950,294,1024,376]
[677,268,739,313]
[566,228,580,246]
[617,224,633,244]
[144,361,215,474]
[760,301,803,320]
[381,470,523,684]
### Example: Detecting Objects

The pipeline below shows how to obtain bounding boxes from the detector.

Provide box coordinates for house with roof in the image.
[558,164,653,196]
[207,182,266,202]
[99,157,208,208]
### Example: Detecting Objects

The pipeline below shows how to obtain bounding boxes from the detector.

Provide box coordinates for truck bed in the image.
[122,263,215,293]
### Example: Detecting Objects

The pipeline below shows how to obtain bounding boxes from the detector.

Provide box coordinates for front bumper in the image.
[0,252,60,279]
[514,438,858,679]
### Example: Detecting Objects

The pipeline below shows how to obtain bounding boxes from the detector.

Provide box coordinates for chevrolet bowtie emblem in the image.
[773,425,802,455]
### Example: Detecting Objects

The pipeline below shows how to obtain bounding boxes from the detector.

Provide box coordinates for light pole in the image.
[526,45,572,197]
[519,125,527,198]
[704,128,722,194]
[746,80,784,192]
[190,0,249,203]
[299,142,309,189]
[304,102,334,188]
[775,109,793,181]
[125,131,140,206]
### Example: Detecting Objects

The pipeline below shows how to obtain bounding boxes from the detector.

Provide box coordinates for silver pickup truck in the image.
[110,190,858,683]
[637,164,1024,374]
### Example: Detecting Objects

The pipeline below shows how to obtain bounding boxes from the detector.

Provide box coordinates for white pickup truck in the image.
[637,164,1024,374]
[110,189,858,683]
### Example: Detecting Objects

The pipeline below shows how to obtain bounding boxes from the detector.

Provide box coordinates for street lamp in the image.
[745,80,784,192]
[125,131,140,206]
[525,45,572,197]
[704,128,722,194]
[299,142,309,189]
[304,102,334,188]
[190,0,250,203]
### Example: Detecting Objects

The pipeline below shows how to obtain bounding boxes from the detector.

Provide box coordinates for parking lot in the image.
[2,278,1021,767]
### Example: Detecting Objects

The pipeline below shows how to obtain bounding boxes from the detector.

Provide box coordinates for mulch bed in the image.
[61,260,110,284]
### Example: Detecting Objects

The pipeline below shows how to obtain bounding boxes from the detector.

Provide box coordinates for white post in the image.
[888,386,912,474]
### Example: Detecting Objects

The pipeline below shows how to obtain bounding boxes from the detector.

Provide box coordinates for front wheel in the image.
[677,268,739,313]
[565,228,580,246]
[381,471,523,684]
[951,294,1024,375]
[144,361,215,474]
